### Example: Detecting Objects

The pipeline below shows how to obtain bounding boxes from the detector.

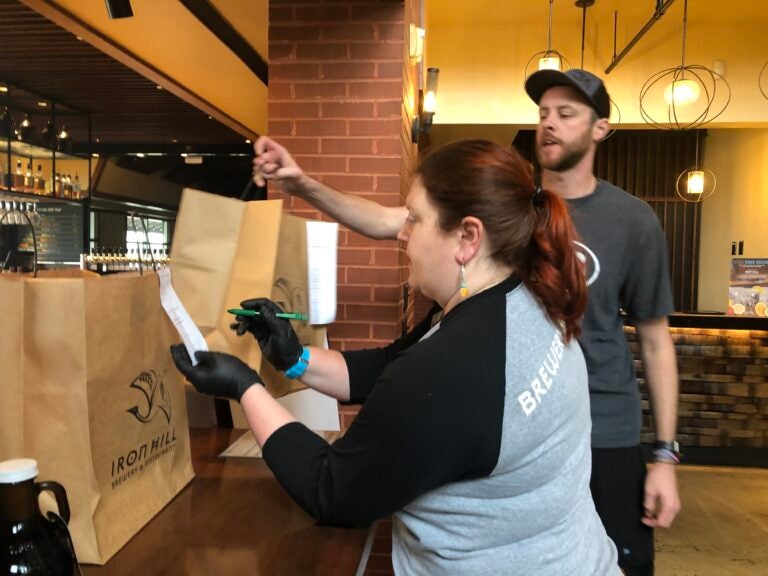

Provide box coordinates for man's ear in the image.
[593,118,610,142]
[456,216,483,263]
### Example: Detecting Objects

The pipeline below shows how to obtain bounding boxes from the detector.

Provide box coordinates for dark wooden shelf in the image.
[668,313,768,330]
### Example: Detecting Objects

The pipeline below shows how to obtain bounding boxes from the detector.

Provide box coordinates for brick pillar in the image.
[268,1,420,429]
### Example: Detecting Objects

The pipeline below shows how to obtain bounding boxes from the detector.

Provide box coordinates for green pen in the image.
[227,308,309,321]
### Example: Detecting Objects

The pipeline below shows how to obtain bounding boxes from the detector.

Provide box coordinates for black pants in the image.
[591,446,654,576]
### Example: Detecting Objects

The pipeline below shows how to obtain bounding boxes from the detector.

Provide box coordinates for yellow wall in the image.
[698,129,768,310]
[426,1,768,128]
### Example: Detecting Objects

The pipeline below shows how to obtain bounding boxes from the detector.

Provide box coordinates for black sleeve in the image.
[340,304,441,403]
[261,320,504,527]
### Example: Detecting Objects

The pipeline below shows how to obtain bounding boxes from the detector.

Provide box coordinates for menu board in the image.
[17,202,84,264]
[728,258,768,317]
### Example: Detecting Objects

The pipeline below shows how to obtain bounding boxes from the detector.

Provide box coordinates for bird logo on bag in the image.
[127,370,172,425]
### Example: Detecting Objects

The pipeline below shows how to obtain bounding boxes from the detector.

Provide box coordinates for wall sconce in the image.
[412,67,439,144]
[409,24,426,63]
[105,0,133,19]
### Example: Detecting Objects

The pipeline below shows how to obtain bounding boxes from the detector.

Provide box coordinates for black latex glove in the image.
[170,344,262,402]
[229,298,302,371]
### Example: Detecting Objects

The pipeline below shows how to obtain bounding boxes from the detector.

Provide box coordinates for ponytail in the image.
[525,189,587,342]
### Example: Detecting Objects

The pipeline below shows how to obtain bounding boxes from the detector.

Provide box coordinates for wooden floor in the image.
[656,465,768,575]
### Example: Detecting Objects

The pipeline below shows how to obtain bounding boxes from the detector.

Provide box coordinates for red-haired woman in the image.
[172,140,620,575]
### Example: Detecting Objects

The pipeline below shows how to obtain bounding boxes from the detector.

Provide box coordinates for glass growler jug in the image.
[0,458,80,576]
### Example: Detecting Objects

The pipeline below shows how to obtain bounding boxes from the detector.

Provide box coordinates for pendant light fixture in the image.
[759,61,768,101]
[525,0,570,80]
[640,0,730,130]
[573,0,621,138]
[574,0,593,69]
[675,130,716,203]
[19,115,37,144]
[0,107,14,140]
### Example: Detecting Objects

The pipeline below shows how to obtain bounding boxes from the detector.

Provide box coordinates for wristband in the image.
[652,440,682,464]
[284,347,310,379]
[653,440,680,453]
[652,448,680,464]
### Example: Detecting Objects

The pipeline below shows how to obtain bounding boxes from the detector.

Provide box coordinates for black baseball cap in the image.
[525,69,611,119]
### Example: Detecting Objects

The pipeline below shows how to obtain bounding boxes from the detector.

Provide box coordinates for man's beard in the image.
[537,130,592,173]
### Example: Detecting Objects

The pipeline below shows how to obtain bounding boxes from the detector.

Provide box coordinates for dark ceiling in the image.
[0,0,248,150]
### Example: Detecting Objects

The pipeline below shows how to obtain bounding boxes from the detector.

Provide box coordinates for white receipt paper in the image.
[306,221,338,325]
[158,267,208,365]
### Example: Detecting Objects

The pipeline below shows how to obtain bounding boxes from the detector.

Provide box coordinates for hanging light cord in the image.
[680,0,688,77]
[693,130,699,171]
[547,0,554,53]
[580,3,587,68]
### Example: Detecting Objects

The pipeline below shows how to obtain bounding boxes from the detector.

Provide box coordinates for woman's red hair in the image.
[415,139,586,341]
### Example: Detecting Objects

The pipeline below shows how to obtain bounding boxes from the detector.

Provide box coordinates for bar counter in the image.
[81,428,371,576]
[668,312,768,330]
[630,313,768,458]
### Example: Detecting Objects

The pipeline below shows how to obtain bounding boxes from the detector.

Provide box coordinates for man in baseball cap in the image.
[525,68,611,119]
[525,68,681,576]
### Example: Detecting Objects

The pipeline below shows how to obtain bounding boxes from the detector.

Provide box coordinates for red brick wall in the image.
[268,1,420,431]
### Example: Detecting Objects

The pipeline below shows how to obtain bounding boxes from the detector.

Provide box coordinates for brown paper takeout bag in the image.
[170,187,326,398]
[0,271,194,564]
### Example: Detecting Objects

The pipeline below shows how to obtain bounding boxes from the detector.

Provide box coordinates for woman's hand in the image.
[230,298,303,371]
[170,344,262,401]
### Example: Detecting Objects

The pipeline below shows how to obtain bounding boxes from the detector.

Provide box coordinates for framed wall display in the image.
[728,258,768,317]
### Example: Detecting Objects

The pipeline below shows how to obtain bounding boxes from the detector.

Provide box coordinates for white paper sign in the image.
[306,221,338,325]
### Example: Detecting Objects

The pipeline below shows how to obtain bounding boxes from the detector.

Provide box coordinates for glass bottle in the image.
[34,164,45,194]
[63,172,72,199]
[71,172,80,200]
[13,160,23,191]
[0,458,79,576]
[24,161,33,193]
[54,172,61,197]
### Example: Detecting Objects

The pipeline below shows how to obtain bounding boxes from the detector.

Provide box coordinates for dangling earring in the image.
[459,262,468,298]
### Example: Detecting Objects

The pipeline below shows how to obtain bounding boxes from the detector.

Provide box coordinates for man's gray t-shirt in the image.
[568,180,675,448]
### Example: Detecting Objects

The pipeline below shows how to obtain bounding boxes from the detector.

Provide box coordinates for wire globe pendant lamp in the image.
[639,0,730,130]
[675,130,716,203]
[759,61,768,101]
[525,0,570,80]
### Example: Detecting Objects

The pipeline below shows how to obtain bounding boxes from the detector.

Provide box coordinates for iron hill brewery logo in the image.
[111,369,177,490]
[126,370,172,425]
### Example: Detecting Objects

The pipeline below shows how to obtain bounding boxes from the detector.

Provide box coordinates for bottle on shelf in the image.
[24,161,33,193]
[13,160,23,191]
[54,172,61,197]
[71,172,81,199]
[34,164,46,194]
[65,172,73,199]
